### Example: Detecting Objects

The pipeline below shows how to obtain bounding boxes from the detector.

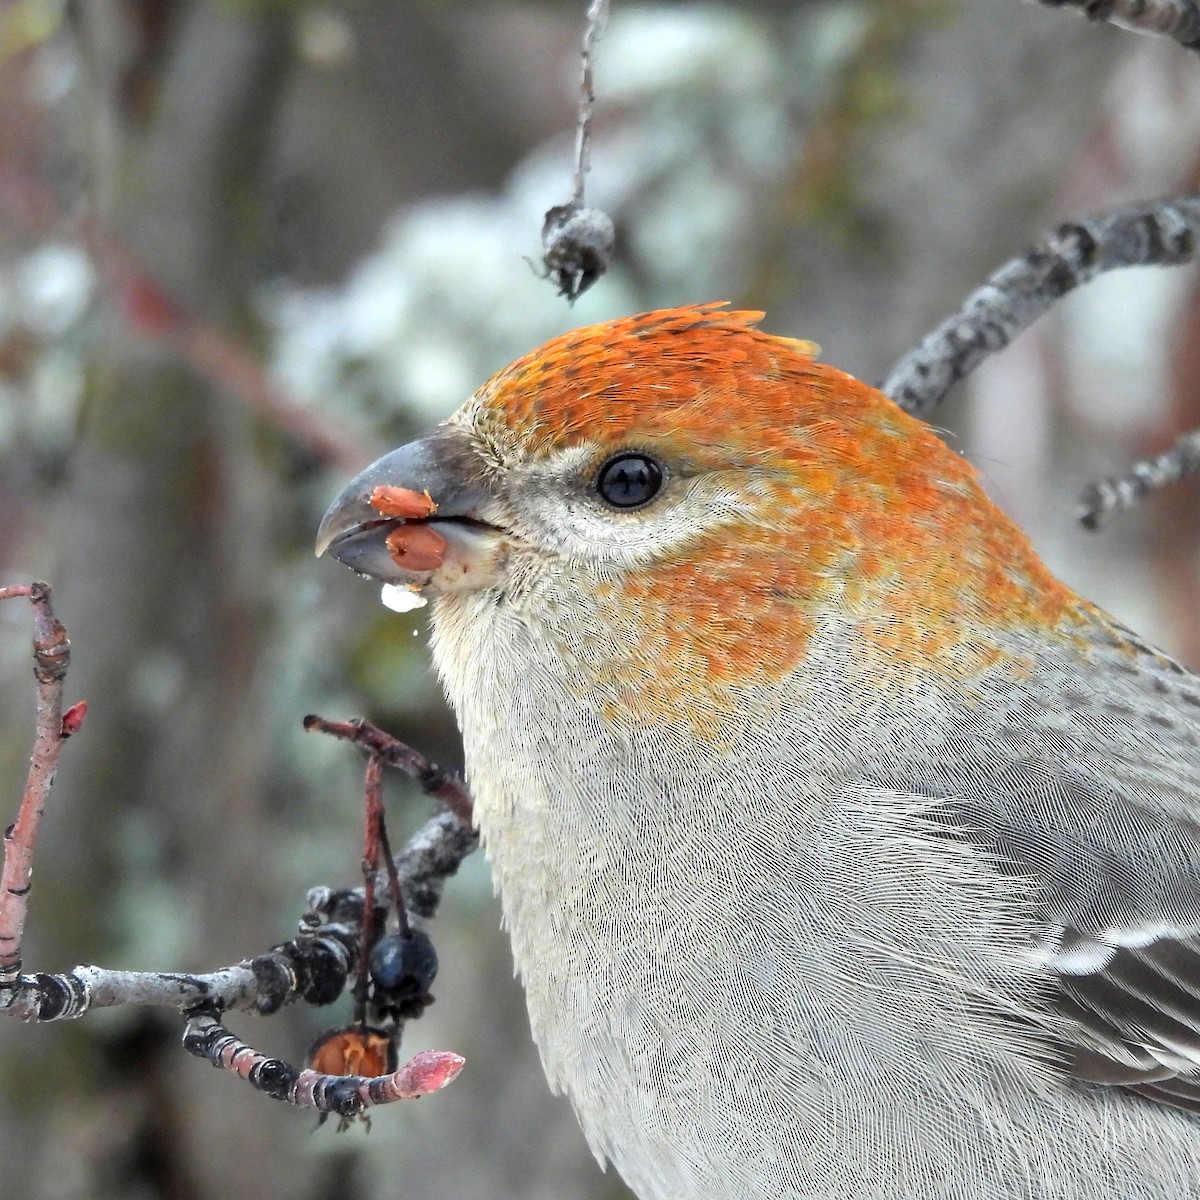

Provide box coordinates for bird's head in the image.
[318,304,1074,716]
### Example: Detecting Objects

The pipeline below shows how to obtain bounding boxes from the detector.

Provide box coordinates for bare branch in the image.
[0,893,360,1021]
[1035,0,1200,53]
[0,800,473,1024]
[3,955,281,1022]
[883,196,1200,418]
[1079,430,1200,529]
[572,0,609,210]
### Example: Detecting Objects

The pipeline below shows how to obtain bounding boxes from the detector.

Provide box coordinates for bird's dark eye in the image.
[595,453,664,509]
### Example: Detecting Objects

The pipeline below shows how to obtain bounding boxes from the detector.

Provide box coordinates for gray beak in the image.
[316,424,491,586]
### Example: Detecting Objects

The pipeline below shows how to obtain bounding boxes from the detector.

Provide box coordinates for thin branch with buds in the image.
[182,1010,463,1117]
[0,584,476,1116]
[0,582,79,986]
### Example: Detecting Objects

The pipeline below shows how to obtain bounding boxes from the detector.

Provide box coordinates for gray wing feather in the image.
[887,619,1200,1111]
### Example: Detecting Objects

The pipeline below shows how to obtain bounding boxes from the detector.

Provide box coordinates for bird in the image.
[316,303,1200,1199]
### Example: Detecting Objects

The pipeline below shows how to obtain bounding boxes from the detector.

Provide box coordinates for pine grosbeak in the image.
[317,305,1200,1199]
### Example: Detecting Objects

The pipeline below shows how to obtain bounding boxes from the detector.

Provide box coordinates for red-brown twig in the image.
[374,804,409,938]
[0,171,375,473]
[354,755,387,1015]
[0,582,80,986]
[358,751,411,940]
[84,222,375,473]
[303,714,474,824]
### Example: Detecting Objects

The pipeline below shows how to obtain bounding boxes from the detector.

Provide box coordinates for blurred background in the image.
[0,2,1197,1198]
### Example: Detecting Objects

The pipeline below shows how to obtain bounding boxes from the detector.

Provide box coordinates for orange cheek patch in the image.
[385,523,447,573]
[370,486,438,520]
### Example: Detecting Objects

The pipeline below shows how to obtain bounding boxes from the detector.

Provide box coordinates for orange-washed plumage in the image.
[319,305,1200,1200]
